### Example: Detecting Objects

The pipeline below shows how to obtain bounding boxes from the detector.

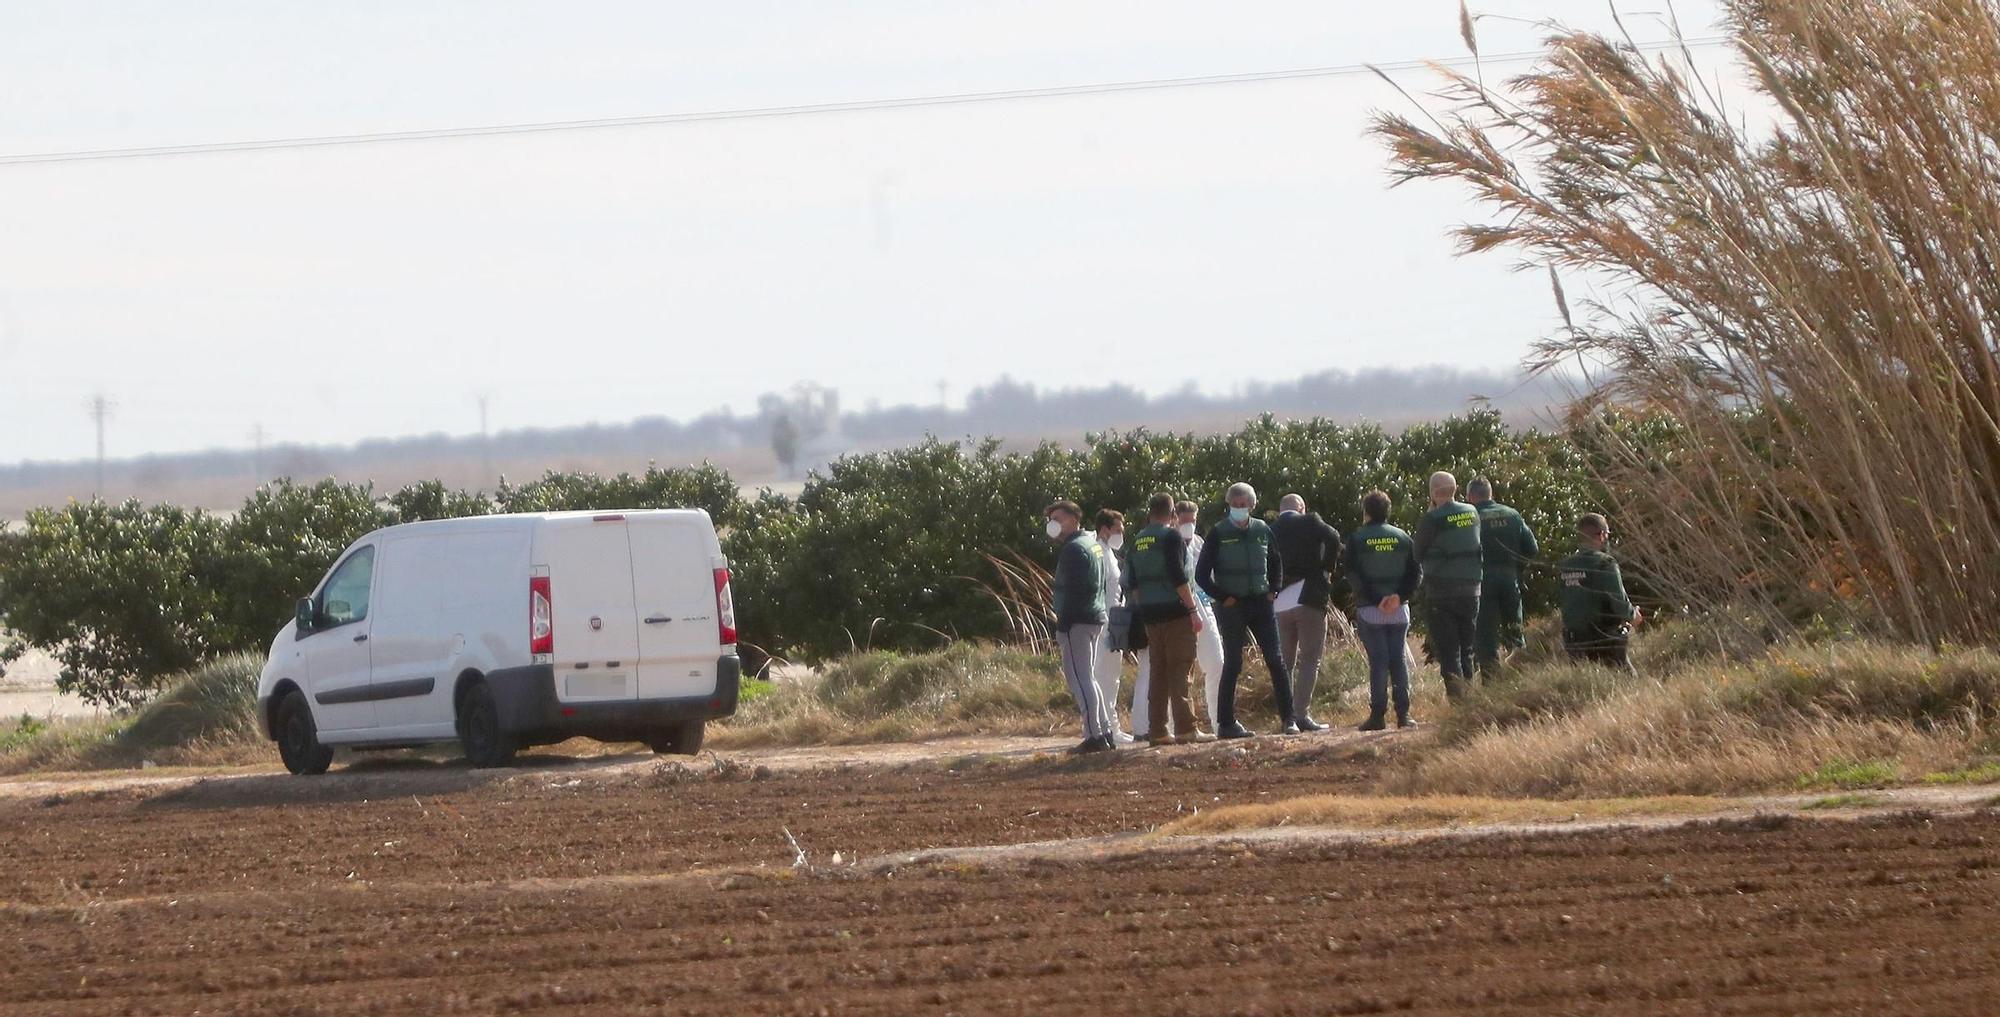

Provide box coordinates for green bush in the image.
[496,462,743,527]
[210,479,396,651]
[388,480,494,523]
[0,500,231,707]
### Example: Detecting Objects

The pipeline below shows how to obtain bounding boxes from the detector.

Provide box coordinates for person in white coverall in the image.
[1175,499,1225,729]
[1092,508,1145,743]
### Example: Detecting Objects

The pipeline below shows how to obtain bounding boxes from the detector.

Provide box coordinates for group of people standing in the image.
[1043,472,1641,753]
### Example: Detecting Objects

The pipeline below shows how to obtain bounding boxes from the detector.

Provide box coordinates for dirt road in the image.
[3,736,1997,1015]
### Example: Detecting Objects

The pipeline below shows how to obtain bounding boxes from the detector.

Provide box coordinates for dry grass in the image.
[1156,792,1737,836]
[1376,0,2000,645]
[0,654,269,774]
[708,643,1076,749]
[1398,640,2000,797]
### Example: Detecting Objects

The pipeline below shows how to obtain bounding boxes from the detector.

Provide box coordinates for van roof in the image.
[374,508,714,538]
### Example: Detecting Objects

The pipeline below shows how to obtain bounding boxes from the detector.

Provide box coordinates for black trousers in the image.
[1428,589,1481,698]
[1214,596,1296,731]
[1565,635,1633,672]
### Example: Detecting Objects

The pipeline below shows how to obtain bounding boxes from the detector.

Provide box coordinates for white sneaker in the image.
[1111,730,1136,744]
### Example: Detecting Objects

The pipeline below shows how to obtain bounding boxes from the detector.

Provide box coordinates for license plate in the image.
[564,672,629,699]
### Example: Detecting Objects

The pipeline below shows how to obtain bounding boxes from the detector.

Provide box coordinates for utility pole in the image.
[87,394,113,500]
[249,423,266,482]
[477,394,492,484]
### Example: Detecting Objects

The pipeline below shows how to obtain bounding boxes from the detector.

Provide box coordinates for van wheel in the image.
[648,720,705,756]
[276,690,334,776]
[458,683,516,768]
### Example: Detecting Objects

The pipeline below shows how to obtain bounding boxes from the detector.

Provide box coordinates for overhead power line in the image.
[0,36,1729,167]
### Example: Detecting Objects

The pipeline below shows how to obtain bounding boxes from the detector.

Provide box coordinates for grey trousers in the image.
[1059,624,1109,738]
[1278,605,1329,719]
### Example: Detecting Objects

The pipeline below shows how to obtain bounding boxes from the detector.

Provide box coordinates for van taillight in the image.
[713,567,737,646]
[530,576,553,658]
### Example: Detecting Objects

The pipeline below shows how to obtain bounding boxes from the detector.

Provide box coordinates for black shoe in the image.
[1279,722,1301,735]
[1217,724,1255,740]
[1071,737,1101,755]
[1095,734,1118,752]
[1397,714,1419,729]
[1296,717,1328,733]
[1357,716,1387,732]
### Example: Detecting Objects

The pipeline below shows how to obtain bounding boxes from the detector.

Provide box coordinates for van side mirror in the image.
[295,597,316,633]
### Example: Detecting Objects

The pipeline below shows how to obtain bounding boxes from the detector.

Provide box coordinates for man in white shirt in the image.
[1092,508,1144,743]
[1173,499,1225,731]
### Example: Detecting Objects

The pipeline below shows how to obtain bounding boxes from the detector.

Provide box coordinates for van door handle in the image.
[644,616,672,624]
[353,634,369,643]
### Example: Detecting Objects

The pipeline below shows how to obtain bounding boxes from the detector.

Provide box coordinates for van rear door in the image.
[543,516,640,703]
[629,515,720,700]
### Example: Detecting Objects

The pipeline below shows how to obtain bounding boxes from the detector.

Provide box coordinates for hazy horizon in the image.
[0,1,1731,463]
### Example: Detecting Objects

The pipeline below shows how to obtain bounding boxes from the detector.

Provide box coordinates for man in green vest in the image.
[1045,500,1113,753]
[1123,492,1211,746]
[1558,512,1644,670]
[1194,482,1298,738]
[1412,471,1483,700]
[1470,477,1539,676]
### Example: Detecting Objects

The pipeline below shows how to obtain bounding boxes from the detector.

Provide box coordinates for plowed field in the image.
[3,739,1996,1015]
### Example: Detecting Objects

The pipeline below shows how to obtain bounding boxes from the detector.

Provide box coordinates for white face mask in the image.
[1045,519,1063,540]
[1177,523,1196,540]
[1105,533,1124,551]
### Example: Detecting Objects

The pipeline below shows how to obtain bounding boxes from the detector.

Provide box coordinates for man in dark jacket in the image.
[1195,482,1298,738]
[1470,477,1539,675]
[1412,471,1483,700]
[1558,512,1643,671]
[1045,500,1112,753]
[1272,493,1340,731]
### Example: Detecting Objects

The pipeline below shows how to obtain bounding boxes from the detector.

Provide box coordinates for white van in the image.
[255,509,741,775]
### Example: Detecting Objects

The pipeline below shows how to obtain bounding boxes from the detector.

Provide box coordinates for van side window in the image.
[318,546,376,627]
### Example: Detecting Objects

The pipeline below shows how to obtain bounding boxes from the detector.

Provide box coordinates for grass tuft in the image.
[1801,793,1879,810]
[1921,760,2000,786]
[1796,759,1898,790]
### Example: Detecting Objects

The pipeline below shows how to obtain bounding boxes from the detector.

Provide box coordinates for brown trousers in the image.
[1145,615,1201,738]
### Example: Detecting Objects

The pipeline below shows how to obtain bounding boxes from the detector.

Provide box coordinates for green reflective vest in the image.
[1126,523,1181,607]
[1419,500,1484,585]
[1351,522,1415,589]
[1213,519,1274,597]
[1557,547,1634,637]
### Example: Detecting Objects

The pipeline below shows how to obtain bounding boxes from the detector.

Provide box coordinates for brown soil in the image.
[3,737,1997,1015]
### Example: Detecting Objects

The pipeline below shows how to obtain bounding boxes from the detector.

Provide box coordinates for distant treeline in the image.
[0,367,1561,497]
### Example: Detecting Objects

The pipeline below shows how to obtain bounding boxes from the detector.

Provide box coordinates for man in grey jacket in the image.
[1045,501,1112,753]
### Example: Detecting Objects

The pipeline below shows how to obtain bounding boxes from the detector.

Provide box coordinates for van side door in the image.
[363,535,455,735]
[302,545,377,733]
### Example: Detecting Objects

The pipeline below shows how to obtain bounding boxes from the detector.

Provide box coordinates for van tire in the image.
[458,682,517,768]
[649,720,705,756]
[276,690,334,776]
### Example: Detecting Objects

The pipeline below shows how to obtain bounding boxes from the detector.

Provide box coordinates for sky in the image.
[0,0,1733,463]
